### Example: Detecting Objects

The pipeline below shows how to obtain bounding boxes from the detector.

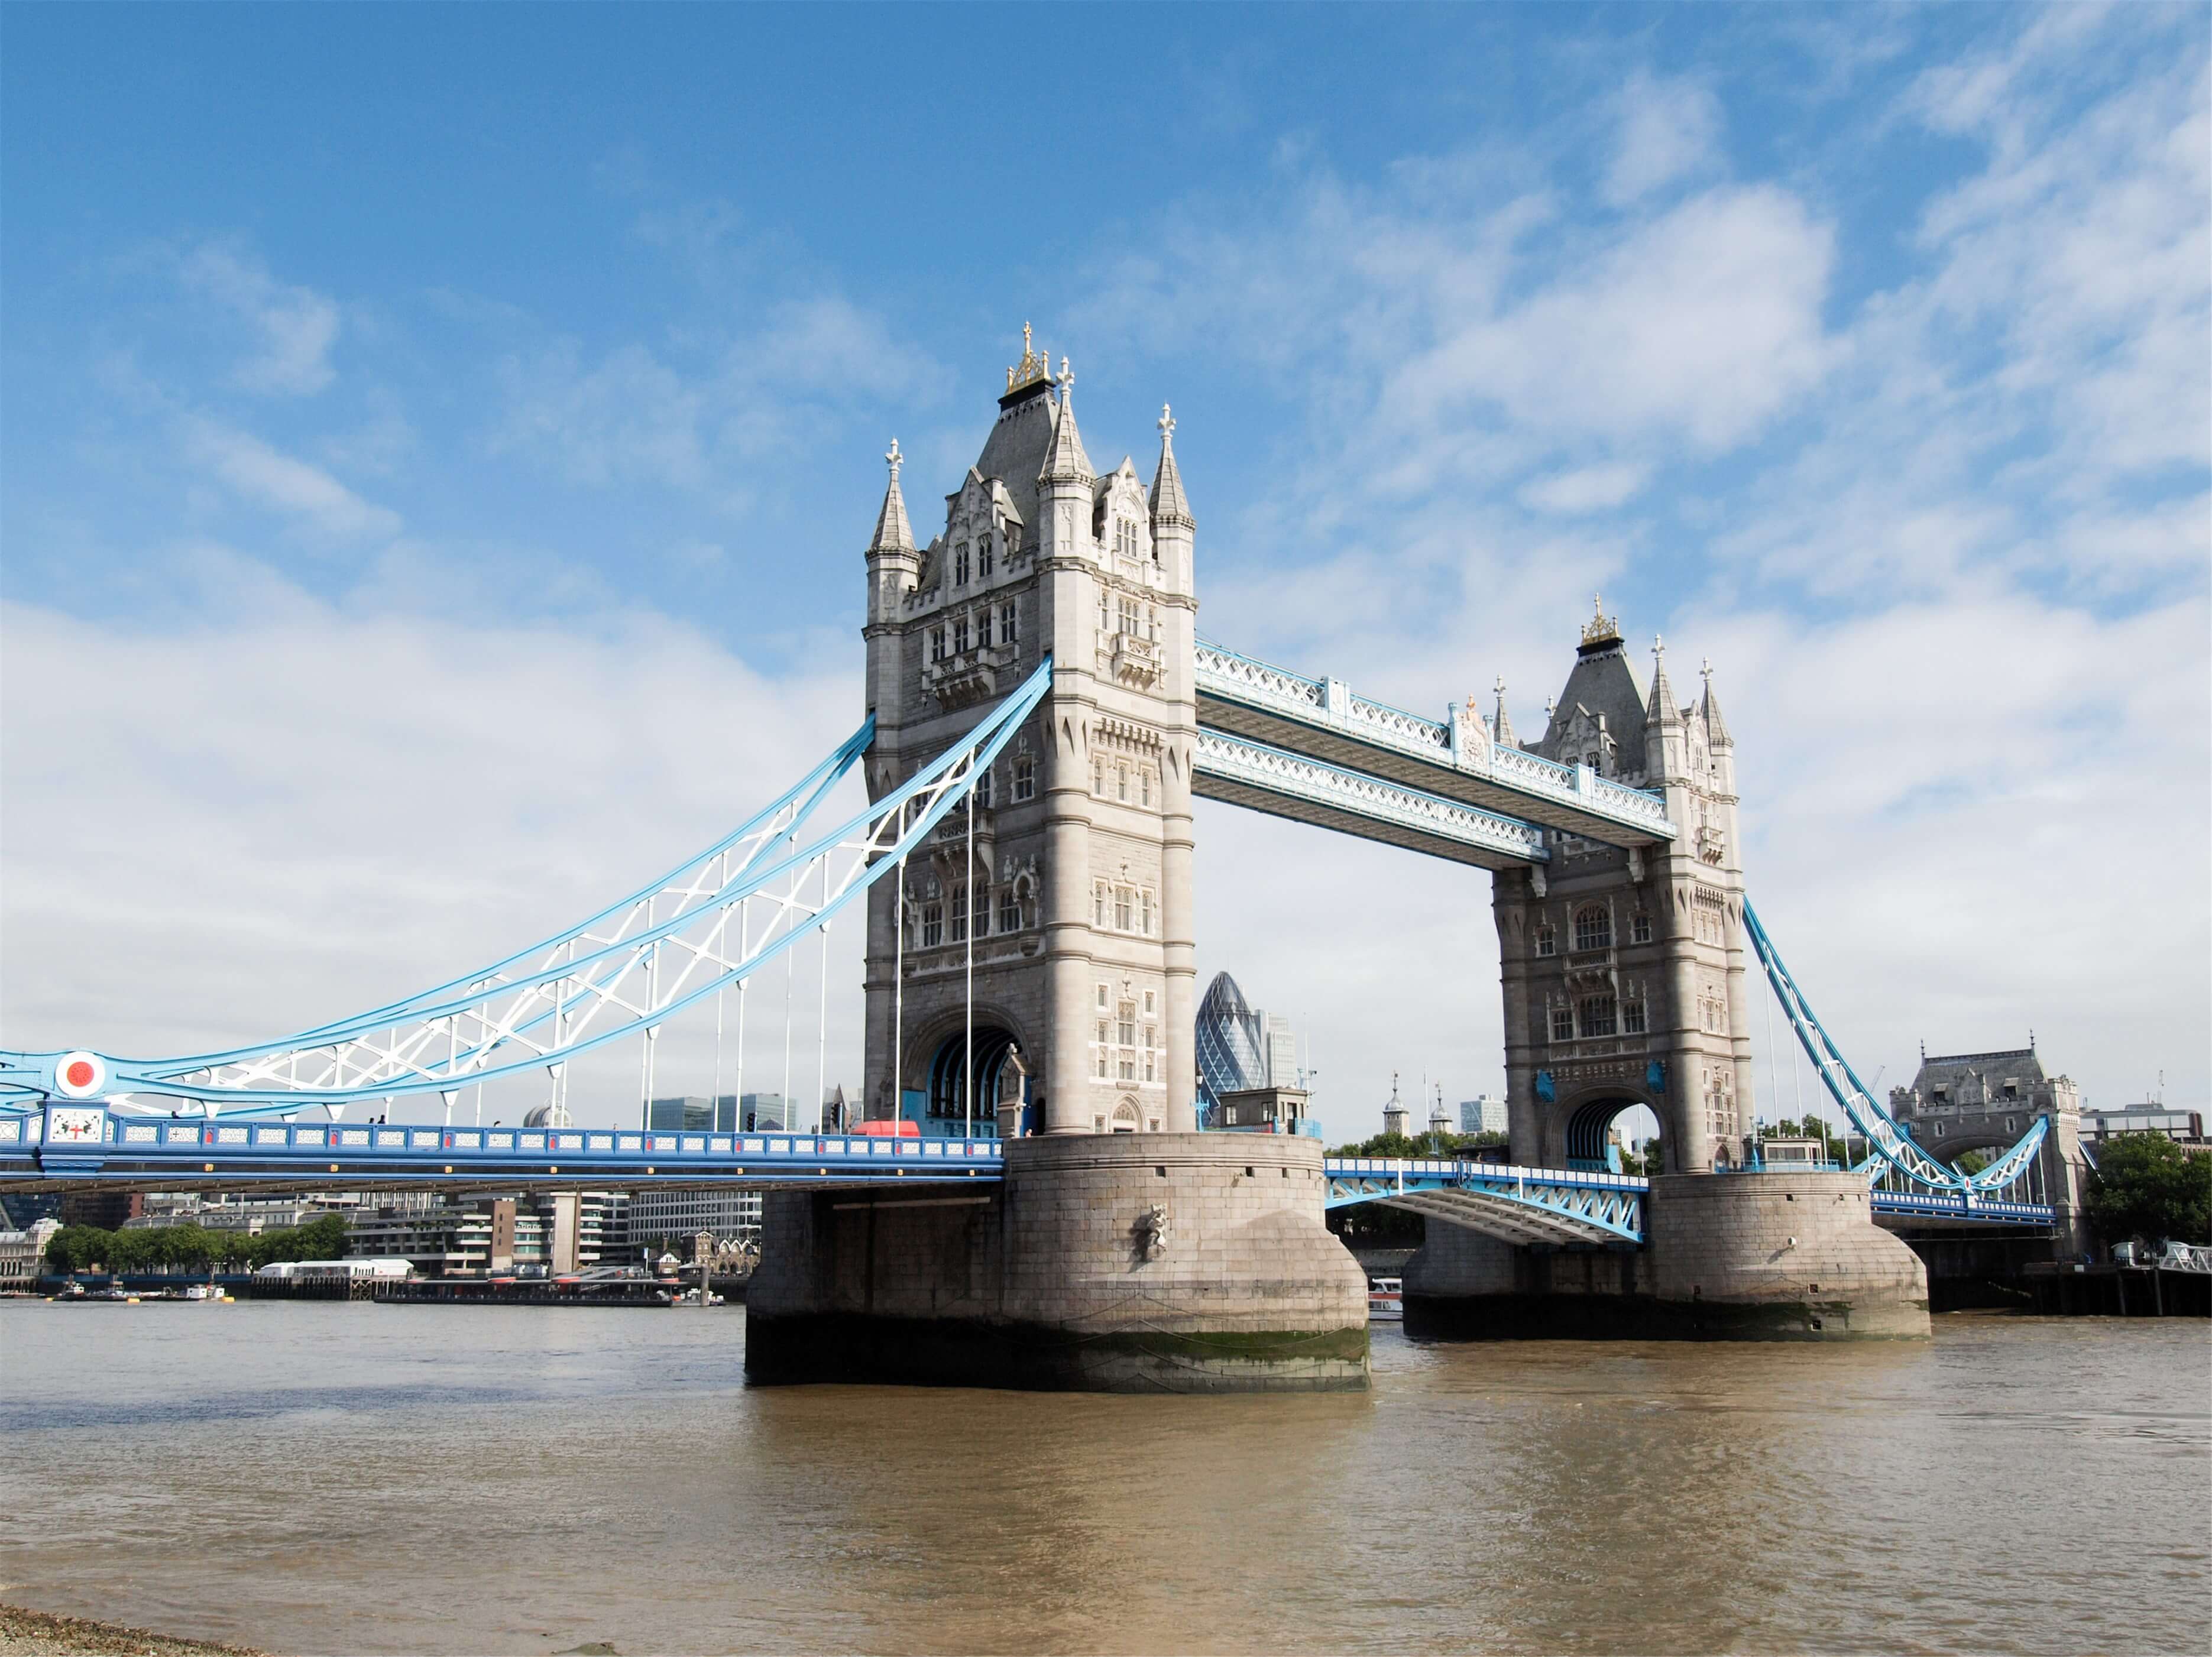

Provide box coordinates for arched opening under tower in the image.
[925,1026,1021,1134]
[1565,1097,1660,1175]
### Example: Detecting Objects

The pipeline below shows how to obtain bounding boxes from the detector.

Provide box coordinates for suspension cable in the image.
[964,768,976,1139]
[893,852,906,1130]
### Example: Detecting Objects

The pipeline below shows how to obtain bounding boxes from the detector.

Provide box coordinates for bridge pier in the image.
[744,1133,1369,1392]
[1403,1171,1929,1340]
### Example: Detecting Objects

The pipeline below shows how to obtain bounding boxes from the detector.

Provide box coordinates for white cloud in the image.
[0,570,866,1122]
[183,419,403,542]
[1398,185,1837,452]
[494,342,712,491]
[1517,462,1653,515]
[177,244,341,397]
[1604,69,1724,206]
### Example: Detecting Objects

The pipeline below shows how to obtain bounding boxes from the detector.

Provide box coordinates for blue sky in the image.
[4,4,2206,1137]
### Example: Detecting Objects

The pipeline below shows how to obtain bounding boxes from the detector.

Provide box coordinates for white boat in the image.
[1367,1276,1404,1321]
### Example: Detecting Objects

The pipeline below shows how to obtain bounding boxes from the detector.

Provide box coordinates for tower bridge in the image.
[1,331,2074,1389]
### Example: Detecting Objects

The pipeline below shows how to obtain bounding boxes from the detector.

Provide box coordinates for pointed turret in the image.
[1699,657,1731,747]
[870,438,915,552]
[1038,358,1094,485]
[1149,404,1193,529]
[1492,676,1517,749]
[1646,634,1682,727]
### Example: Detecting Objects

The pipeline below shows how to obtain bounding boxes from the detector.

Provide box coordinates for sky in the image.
[2,3,2206,1143]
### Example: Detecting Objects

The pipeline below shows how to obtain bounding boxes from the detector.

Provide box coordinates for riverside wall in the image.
[745,1132,1370,1392]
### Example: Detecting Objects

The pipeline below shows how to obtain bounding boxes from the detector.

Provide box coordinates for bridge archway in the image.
[921,1023,1023,1131]
[1555,1091,1663,1175]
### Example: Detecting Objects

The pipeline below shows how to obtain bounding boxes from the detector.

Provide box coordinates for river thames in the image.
[1,1304,2203,1656]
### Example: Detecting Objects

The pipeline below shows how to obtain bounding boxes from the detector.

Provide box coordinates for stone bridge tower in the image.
[1492,601,1754,1176]
[859,332,1200,1137]
[750,333,1368,1392]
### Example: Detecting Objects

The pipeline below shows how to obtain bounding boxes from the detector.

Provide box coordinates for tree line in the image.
[43,1212,352,1275]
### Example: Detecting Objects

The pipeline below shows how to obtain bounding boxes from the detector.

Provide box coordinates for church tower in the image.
[1491,600,1754,1173]
[859,330,1200,1136]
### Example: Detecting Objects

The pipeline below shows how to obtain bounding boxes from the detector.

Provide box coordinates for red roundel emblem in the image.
[54,1051,107,1098]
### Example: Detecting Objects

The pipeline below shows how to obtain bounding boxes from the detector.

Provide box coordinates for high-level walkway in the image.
[1193,638,1674,848]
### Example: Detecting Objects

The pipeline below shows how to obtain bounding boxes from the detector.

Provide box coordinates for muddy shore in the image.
[0,1604,277,1657]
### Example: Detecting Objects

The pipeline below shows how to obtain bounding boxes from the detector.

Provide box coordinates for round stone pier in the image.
[1645,1170,1931,1338]
[1401,1170,1931,1341]
[745,1132,1371,1392]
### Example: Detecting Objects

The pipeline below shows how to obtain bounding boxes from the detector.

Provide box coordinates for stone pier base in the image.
[744,1133,1371,1392]
[1403,1170,1931,1341]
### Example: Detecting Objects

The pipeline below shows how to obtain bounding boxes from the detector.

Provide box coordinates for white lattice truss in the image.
[1193,729,1547,865]
[1,660,1056,1114]
[1193,638,1673,838]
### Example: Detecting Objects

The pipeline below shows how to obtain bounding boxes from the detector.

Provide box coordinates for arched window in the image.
[1012,755,1035,801]
[1550,1004,1573,1042]
[999,886,1021,933]
[974,766,993,809]
[954,545,971,586]
[1535,924,1556,958]
[1631,912,1652,945]
[977,533,994,577]
[1578,996,1618,1037]
[1574,906,1612,952]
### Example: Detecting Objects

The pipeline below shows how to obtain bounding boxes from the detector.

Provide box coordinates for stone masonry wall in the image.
[747,1133,1370,1390]
[1645,1171,1929,1337]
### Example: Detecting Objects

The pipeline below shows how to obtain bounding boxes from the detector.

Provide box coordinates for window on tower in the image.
[1622,998,1647,1035]
[1574,906,1612,952]
[954,546,970,586]
[998,602,1017,645]
[977,534,993,577]
[921,903,943,948]
[1631,912,1652,945]
[1535,925,1556,958]
[1012,755,1035,800]
[953,611,971,654]
[930,627,946,664]
[998,887,1021,933]
[949,884,967,943]
[974,766,993,810]
[1550,1004,1573,1042]
[1578,996,1618,1038]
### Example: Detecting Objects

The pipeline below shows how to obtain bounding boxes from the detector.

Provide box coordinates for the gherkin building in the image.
[1195,971,1271,1127]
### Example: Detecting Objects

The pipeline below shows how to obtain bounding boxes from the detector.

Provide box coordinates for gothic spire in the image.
[1149,403,1193,528]
[1699,657,1731,745]
[869,438,915,552]
[1646,634,1682,727]
[1491,676,1517,748]
[1038,356,1093,484]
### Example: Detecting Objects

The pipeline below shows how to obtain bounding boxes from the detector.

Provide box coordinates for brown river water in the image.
[0,1302,2204,1656]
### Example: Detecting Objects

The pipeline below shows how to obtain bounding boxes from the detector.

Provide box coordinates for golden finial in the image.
[1581,592,1621,648]
[1006,322,1051,394]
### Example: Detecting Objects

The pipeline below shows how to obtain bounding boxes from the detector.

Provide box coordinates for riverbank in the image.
[0,1604,276,1657]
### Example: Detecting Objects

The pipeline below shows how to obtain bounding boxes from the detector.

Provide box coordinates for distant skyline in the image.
[2,4,2205,1142]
